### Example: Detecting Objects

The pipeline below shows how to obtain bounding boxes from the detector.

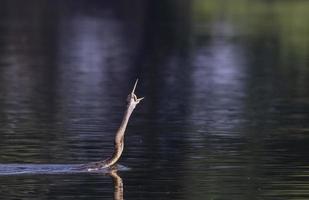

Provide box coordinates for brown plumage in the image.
[81,79,143,171]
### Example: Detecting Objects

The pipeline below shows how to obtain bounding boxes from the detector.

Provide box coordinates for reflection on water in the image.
[0,168,125,200]
[1,0,309,199]
[0,164,125,200]
[191,20,246,132]
[109,170,124,200]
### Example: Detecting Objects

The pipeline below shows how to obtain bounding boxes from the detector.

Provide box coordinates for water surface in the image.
[0,0,309,199]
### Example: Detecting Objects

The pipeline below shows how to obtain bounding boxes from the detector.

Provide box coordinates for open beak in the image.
[131,79,138,95]
[131,79,144,103]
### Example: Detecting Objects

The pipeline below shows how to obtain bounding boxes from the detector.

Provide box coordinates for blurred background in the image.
[0,0,309,199]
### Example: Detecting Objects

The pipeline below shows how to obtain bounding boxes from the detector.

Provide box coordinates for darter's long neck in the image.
[81,79,143,171]
[104,105,135,168]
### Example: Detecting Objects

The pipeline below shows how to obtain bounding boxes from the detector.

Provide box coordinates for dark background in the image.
[0,0,309,199]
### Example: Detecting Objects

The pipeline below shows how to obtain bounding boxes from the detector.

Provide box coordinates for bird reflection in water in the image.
[108,170,124,200]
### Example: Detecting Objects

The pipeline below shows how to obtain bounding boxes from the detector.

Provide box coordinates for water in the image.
[0,0,309,199]
[0,164,129,175]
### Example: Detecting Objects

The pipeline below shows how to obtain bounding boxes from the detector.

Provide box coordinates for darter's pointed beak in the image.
[130,79,144,104]
[131,79,138,95]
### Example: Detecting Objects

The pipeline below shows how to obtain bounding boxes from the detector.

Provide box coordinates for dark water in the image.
[0,0,309,199]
